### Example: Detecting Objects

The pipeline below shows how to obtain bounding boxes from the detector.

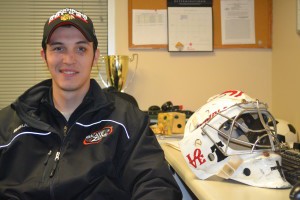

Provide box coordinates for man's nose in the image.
[63,51,76,64]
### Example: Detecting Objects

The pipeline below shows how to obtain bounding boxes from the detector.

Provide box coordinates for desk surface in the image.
[158,137,291,200]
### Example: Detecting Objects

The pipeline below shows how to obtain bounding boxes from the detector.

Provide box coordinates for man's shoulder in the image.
[0,104,15,118]
[103,87,139,108]
[0,105,22,141]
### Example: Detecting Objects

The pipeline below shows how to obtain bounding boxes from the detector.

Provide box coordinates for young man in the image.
[0,8,182,200]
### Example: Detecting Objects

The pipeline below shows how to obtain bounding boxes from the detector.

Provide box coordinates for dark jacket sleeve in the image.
[120,111,182,200]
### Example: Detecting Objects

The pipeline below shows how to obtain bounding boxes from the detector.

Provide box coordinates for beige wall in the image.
[114,1,272,113]
[273,0,300,132]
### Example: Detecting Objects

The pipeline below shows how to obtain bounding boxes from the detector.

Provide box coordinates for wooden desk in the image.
[158,137,291,200]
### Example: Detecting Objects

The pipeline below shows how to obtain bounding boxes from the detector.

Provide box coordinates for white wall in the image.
[272,0,300,133]
[114,1,272,113]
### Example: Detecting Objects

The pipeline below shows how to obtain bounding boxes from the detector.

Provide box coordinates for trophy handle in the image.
[98,56,109,88]
[122,53,138,92]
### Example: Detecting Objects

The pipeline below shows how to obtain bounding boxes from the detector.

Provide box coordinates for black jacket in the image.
[0,79,182,200]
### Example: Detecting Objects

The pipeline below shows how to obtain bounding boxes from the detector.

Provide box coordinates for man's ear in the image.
[93,49,100,66]
[40,48,47,63]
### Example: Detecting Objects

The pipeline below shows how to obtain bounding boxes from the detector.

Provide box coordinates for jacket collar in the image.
[12,79,114,132]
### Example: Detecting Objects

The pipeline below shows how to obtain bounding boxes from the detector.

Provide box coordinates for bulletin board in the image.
[213,0,272,48]
[128,0,168,49]
[128,0,272,49]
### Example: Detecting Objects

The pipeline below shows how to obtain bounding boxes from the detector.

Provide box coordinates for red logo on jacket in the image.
[83,126,113,145]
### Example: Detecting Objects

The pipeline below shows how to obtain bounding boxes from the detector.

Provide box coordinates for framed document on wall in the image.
[128,0,168,49]
[167,0,213,52]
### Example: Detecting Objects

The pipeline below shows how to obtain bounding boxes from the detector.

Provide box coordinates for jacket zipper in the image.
[48,109,109,198]
[49,125,69,178]
[63,126,67,136]
[44,150,52,165]
[49,124,72,180]
[49,151,60,177]
[49,126,70,199]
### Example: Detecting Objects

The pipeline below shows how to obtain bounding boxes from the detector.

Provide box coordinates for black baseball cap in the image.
[42,8,98,50]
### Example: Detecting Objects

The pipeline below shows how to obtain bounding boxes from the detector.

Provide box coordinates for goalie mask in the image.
[179,90,291,188]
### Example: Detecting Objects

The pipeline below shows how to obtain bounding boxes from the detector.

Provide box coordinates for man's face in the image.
[41,25,99,95]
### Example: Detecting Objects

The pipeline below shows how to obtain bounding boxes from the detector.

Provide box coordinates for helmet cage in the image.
[200,100,280,156]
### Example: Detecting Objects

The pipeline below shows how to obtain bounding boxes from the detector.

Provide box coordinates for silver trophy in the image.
[98,54,138,92]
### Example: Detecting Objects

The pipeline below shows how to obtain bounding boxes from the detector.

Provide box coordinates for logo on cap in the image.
[48,8,88,24]
[61,14,75,21]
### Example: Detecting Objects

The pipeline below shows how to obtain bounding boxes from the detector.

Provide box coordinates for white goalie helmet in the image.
[179,90,291,188]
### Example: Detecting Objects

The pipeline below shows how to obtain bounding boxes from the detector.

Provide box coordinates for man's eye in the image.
[53,47,63,51]
[78,47,86,52]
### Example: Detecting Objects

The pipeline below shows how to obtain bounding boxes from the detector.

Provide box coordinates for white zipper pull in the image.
[50,151,60,177]
[44,150,52,165]
[55,152,60,161]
